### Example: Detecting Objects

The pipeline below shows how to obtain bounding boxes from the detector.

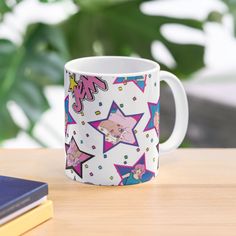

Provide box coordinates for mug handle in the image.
[159,71,189,154]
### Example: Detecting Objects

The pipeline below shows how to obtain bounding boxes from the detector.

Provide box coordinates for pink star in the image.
[144,100,160,136]
[114,154,155,185]
[65,137,94,178]
[89,101,143,153]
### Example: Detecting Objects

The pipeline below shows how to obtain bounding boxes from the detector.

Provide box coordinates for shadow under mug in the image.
[64,56,188,186]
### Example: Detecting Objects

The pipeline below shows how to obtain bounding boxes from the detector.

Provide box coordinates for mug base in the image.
[65,169,157,186]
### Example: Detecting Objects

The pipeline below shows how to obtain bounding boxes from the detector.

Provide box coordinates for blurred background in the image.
[0,0,235,148]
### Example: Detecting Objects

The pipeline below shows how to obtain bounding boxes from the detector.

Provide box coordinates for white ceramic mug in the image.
[64,56,188,186]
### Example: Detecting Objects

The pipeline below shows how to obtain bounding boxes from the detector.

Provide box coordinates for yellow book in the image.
[0,200,53,236]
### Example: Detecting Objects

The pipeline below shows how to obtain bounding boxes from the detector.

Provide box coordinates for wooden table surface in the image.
[0,149,236,236]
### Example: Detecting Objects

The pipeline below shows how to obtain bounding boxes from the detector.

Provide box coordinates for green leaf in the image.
[0,1,11,16]
[207,11,224,23]
[221,0,236,35]
[164,42,204,78]
[39,0,62,2]
[0,0,207,145]
[62,0,204,77]
[74,0,133,10]
[0,105,20,142]
[0,0,22,18]
[11,81,50,123]
[0,24,68,142]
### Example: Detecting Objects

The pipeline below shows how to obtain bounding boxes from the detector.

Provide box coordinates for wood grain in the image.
[0,149,236,236]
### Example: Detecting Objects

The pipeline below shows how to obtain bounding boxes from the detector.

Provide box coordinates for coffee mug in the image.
[64,56,188,186]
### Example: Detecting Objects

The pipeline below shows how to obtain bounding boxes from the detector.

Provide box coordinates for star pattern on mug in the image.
[113,75,147,92]
[69,73,77,92]
[114,154,155,185]
[65,95,76,134]
[144,100,160,136]
[89,101,143,153]
[65,136,94,178]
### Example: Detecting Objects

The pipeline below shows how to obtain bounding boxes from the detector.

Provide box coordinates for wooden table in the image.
[0,149,236,236]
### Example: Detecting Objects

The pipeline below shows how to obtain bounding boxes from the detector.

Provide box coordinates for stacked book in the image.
[0,176,53,235]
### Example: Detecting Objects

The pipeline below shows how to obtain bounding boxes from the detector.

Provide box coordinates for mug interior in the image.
[65,56,159,76]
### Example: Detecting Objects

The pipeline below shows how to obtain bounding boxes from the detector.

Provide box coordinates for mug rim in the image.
[64,56,160,77]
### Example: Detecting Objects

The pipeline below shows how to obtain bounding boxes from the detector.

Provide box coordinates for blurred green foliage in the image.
[0,0,206,145]
[223,0,236,34]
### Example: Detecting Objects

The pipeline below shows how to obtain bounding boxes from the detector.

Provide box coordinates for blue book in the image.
[0,176,48,221]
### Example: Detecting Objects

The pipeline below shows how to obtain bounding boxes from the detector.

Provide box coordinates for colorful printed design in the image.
[114,154,155,185]
[65,95,76,134]
[65,136,94,178]
[89,101,143,153]
[69,73,108,113]
[69,73,77,91]
[113,75,147,92]
[144,100,160,135]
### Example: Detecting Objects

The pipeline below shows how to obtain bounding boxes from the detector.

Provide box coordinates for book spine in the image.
[0,200,53,236]
[0,184,48,219]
